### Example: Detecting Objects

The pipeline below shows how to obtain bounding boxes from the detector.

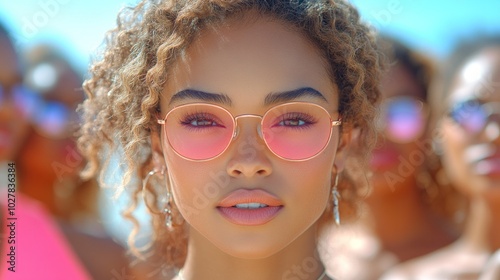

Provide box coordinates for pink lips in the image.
[474,156,500,178]
[217,189,283,226]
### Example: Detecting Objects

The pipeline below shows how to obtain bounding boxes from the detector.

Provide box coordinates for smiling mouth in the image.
[217,189,284,226]
[234,203,268,209]
[474,158,500,178]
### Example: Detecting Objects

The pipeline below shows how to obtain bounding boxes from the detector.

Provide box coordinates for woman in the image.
[1,33,130,278]
[381,36,500,279]
[0,22,29,162]
[78,1,382,279]
[1,21,94,280]
[321,36,458,280]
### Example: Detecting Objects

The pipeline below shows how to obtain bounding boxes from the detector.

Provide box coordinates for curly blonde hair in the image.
[78,0,381,273]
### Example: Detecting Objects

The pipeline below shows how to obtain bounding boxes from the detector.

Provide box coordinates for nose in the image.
[226,117,272,178]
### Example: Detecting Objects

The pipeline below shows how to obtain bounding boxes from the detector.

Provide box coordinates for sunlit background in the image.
[2,0,500,245]
[2,0,500,74]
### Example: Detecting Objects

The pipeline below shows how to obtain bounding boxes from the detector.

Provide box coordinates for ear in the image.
[333,127,357,173]
[150,128,166,171]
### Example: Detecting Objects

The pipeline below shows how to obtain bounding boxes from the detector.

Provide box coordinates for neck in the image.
[366,176,456,261]
[180,225,327,280]
[461,194,500,252]
[17,165,58,216]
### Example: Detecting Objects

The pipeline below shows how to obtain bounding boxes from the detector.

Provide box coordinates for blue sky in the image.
[1,0,500,74]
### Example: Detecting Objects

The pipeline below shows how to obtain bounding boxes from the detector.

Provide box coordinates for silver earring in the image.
[163,188,173,229]
[142,168,173,229]
[332,171,340,226]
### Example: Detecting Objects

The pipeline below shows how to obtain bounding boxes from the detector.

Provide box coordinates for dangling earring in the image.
[142,168,174,229]
[332,169,340,226]
[163,186,173,229]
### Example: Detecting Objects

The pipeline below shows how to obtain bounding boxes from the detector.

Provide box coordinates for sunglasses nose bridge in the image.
[233,114,264,140]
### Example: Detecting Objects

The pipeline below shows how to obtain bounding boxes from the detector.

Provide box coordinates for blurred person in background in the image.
[382,35,500,279]
[1,19,131,278]
[17,44,131,279]
[320,35,458,280]
[1,19,93,279]
[0,22,29,162]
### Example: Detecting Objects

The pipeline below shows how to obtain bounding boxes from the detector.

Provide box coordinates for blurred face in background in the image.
[17,59,84,181]
[369,62,428,194]
[0,35,30,161]
[440,47,500,199]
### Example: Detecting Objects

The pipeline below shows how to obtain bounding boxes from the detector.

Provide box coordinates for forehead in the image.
[27,64,84,109]
[449,47,500,103]
[162,15,337,109]
[380,62,424,100]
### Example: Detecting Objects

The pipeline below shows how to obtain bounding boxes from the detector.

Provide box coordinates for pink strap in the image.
[1,192,91,280]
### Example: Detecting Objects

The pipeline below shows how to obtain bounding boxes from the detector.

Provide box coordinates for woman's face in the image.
[440,47,500,198]
[370,62,427,193]
[17,62,84,179]
[0,36,29,161]
[157,16,348,259]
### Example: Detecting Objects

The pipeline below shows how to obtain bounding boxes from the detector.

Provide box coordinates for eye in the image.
[180,112,225,128]
[279,119,305,126]
[276,113,316,127]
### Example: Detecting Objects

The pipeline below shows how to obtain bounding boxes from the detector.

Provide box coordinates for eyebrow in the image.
[169,89,232,106]
[169,87,327,106]
[264,87,327,105]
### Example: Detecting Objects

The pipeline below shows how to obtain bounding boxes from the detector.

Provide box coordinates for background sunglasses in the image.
[1,83,76,139]
[448,99,500,135]
[1,84,39,119]
[377,96,427,143]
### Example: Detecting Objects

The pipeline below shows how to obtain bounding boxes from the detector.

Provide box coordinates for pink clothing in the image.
[1,192,91,280]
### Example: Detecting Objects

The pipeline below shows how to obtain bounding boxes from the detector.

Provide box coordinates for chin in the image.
[220,244,285,260]
[212,232,291,260]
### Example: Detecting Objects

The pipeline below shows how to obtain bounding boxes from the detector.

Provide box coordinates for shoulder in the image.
[380,243,490,279]
[479,250,500,280]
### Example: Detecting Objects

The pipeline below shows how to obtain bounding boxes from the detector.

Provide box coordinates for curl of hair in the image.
[78,0,381,274]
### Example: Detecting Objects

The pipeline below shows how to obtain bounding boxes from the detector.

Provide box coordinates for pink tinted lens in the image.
[384,97,425,143]
[449,100,487,134]
[12,85,41,119]
[262,103,333,160]
[165,104,234,160]
[34,102,71,138]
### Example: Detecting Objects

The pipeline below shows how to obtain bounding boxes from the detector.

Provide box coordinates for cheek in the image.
[165,154,226,221]
[0,115,30,160]
[281,153,334,207]
[441,124,473,192]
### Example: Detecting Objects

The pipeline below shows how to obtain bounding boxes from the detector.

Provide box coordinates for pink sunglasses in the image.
[158,102,342,161]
